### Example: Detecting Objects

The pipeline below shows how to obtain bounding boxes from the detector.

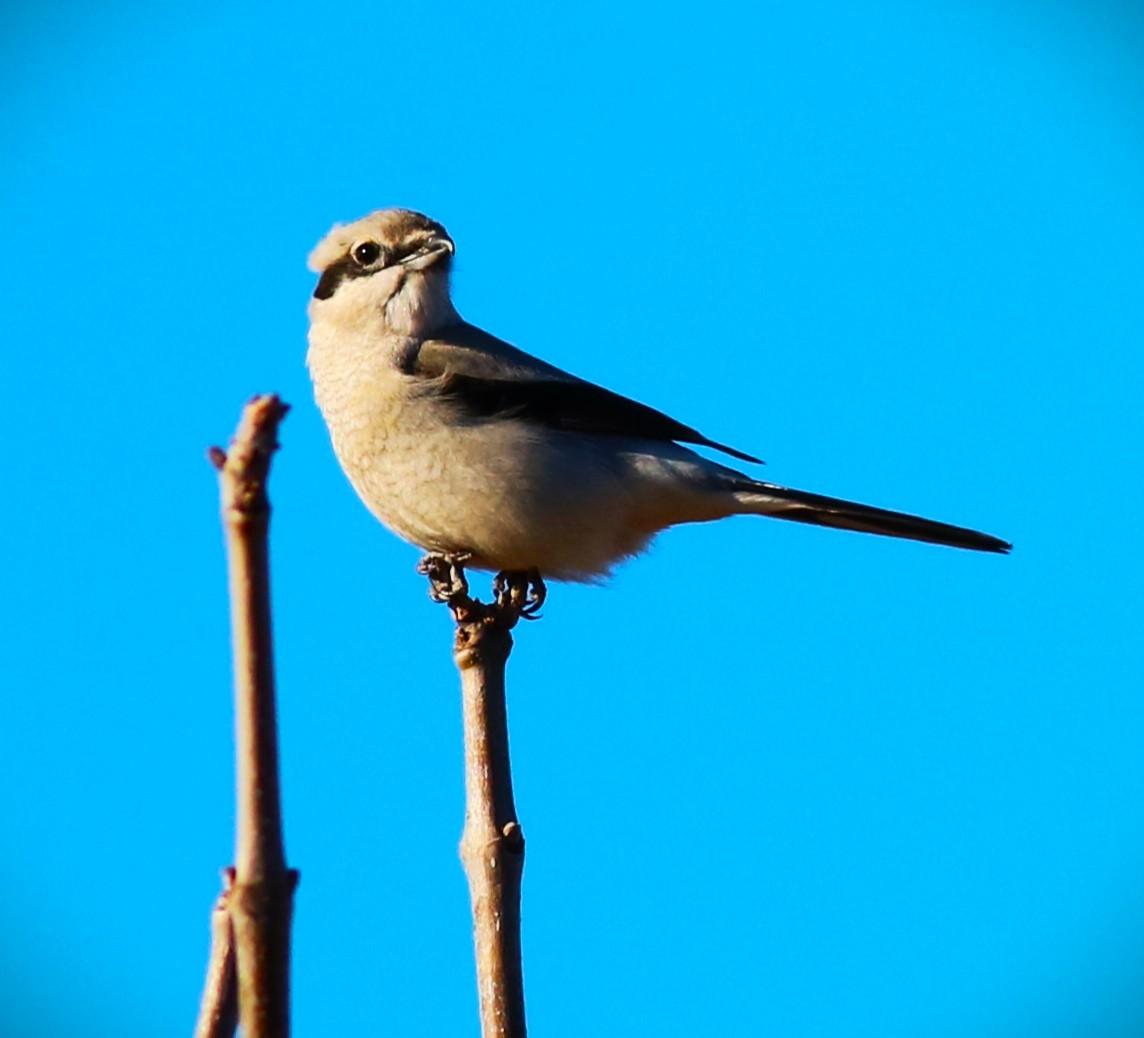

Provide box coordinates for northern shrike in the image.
[307,208,1009,588]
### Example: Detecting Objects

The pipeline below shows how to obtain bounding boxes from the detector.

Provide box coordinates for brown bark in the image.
[193,870,238,1038]
[200,395,298,1038]
[455,610,527,1038]
[419,557,533,1038]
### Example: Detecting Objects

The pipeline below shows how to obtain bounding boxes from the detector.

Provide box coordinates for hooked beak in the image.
[403,236,455,271]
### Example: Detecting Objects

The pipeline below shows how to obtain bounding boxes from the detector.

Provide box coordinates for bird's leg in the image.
[417,552,472,606]
[493,568,547,620]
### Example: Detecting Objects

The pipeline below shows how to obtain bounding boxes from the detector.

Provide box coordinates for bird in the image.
[306,207,1009,603]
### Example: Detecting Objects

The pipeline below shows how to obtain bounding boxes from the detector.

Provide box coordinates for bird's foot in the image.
[417,552,473,607]
[419,555,547,626]
[493,568,547,620]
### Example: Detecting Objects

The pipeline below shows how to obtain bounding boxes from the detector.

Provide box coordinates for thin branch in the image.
[421,558,532,1038]
[208,394,299,1038]
[458,616,526,1038]
[193,870,238,1038]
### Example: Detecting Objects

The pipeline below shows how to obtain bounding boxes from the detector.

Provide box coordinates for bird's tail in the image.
[732,480,1011,553]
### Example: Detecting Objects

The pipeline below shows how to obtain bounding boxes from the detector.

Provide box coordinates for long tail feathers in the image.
[736,481,1011,554]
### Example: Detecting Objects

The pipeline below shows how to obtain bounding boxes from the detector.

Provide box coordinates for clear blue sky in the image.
[2,2,1142,1035]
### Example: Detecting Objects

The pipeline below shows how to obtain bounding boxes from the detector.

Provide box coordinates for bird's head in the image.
[307,208,457,336]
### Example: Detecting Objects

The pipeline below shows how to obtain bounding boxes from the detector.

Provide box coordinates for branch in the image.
[206,394,299,1038]
[421,558,533,1038]
[193,870,238,1038]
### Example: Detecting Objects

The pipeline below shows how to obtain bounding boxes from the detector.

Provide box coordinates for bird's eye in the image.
[352,241,382,266]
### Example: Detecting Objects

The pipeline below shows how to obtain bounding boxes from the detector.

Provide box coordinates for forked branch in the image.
[197,395,298,1038]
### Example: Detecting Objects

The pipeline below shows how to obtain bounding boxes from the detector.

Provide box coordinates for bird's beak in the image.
[404,237,455,271]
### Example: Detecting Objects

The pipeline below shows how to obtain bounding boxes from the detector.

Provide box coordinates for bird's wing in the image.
[407,322,761,464]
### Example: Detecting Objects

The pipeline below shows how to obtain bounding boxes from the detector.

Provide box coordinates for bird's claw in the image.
[493,568,547,620]
[419,556,547,623]
[417,552,472,605]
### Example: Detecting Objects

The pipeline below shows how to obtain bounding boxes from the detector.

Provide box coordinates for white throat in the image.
[383,266,459,338]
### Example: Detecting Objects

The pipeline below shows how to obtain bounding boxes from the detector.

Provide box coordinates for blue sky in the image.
[2,2,1143,1035]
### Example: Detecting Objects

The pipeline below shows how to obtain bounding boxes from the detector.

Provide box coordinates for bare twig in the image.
[206,394,298,1038]
[421,557,531,1038]
[194,870,238,1038]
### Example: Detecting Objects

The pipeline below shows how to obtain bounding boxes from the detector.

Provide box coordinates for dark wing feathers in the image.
[410,323,761,464]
